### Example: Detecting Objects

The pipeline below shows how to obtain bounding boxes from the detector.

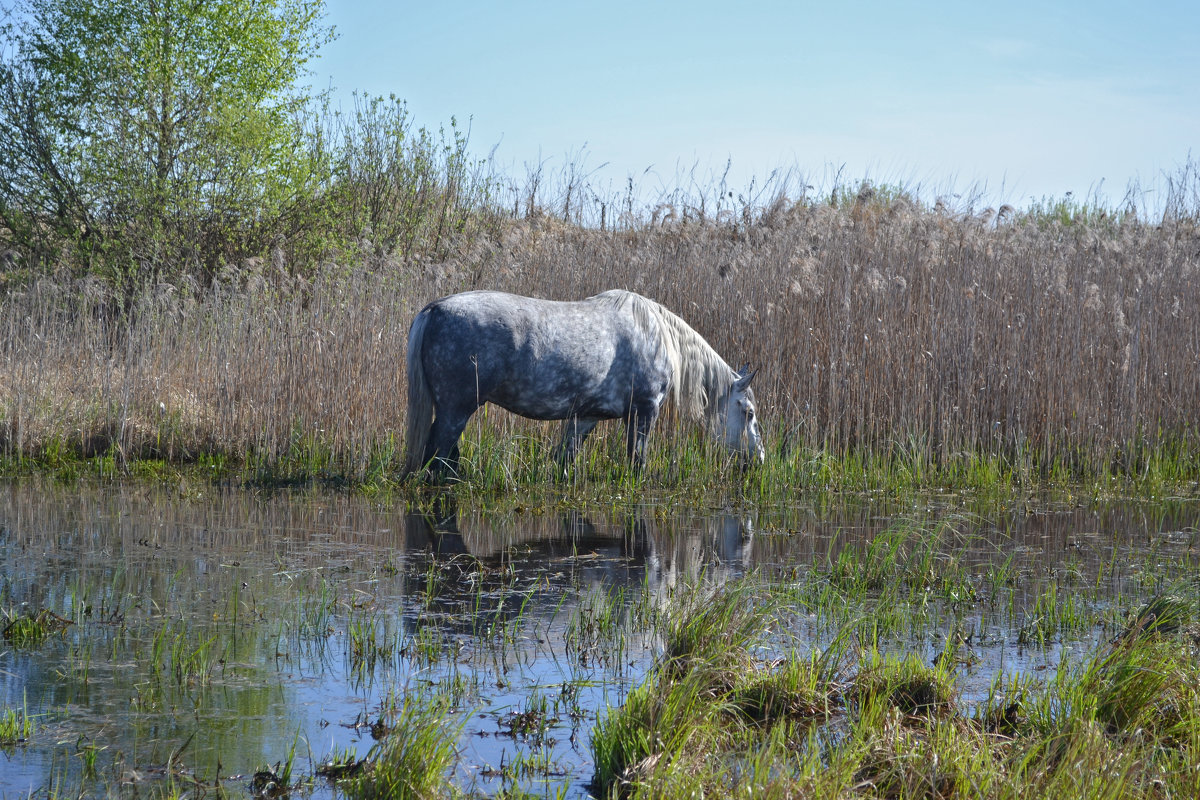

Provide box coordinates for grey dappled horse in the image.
[402,289,765,479]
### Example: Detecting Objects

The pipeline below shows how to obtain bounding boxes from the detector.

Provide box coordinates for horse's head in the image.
[722,365,766,465]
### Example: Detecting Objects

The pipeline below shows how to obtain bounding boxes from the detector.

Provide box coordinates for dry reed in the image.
[2,181,1198,481]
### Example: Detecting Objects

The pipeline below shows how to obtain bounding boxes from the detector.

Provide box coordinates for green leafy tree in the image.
[0,0,332,290]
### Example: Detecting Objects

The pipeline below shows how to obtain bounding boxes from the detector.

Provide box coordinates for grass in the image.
[850,649,957,718]
[0,703,34,746]
[2,608,71,646]
[659,578,777,674]
[590,575,1200,799]
[3,426,1192,515]
[347,608,403,676]
[340,693,462,800]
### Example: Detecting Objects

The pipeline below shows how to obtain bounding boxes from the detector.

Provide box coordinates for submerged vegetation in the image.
[3,483,1199,798]
[0,703,34,746]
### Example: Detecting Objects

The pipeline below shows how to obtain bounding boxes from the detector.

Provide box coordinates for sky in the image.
[310,0,1199,212]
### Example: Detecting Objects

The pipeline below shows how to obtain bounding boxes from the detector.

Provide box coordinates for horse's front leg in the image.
[625,407,659,472]
[557,417,600,477]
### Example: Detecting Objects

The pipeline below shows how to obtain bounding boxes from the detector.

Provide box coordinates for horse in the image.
[402,289,765,479]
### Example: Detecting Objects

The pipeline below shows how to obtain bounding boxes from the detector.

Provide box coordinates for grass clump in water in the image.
[849,650,957,719]
[591,579,839,795]
[341,693,461,800]
[590,668,741,795]
[660,578,777,674]
[0,704,34,746]
[1065,594,1200,741]
[728,648,844,723]
[1,608,71,647]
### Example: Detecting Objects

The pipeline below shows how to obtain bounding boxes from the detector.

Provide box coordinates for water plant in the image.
[849,649,957,718]
[0,703,33,745]
[347,608,402,676]
[340,693,462,800]
[2,608,71,646]
[564,585,634,671]
[316,745,366,780]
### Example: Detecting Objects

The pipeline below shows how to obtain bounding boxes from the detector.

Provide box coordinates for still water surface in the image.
[0,480,1196,797]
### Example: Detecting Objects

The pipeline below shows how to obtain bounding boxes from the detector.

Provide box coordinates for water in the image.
[0,480,1196,797]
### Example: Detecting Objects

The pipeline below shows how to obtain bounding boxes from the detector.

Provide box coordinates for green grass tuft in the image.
[341,693,461,800]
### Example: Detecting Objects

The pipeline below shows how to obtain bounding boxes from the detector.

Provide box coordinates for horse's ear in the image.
[734,367,757,391]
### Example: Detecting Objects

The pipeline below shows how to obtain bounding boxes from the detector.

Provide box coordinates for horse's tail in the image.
[402,308,434,476]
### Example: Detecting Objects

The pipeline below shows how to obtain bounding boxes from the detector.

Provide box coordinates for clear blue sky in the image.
[311,1,1198,211]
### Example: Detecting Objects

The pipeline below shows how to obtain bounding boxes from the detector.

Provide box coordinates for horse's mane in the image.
[588,290,733,422]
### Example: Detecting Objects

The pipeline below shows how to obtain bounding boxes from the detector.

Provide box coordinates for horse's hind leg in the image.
[425,412,472,480]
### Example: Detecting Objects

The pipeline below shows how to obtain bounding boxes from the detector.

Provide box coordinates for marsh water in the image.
[0,479,1197,797]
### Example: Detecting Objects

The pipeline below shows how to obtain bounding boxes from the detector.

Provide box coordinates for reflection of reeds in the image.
[1,182,1198,482]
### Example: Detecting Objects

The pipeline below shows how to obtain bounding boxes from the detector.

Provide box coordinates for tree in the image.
[0,0,333,289]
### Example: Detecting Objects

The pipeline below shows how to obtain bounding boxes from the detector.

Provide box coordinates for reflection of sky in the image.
[1,481,1198,796]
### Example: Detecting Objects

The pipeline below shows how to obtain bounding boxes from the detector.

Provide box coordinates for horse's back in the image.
[415,290,671,421]
[421,290,623,353]
[420,291,590,360]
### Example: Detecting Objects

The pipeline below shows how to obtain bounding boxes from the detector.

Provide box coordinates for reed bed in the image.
[2,175,1199,489]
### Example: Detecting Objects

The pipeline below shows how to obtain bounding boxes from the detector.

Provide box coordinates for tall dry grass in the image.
[2,176,1198,480]
[0,264,416,469]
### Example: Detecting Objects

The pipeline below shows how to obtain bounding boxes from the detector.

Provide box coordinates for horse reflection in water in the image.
[642,512,755,592]
[403,497,658,581]
[403,497,755,628]
[402,289,766,479]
